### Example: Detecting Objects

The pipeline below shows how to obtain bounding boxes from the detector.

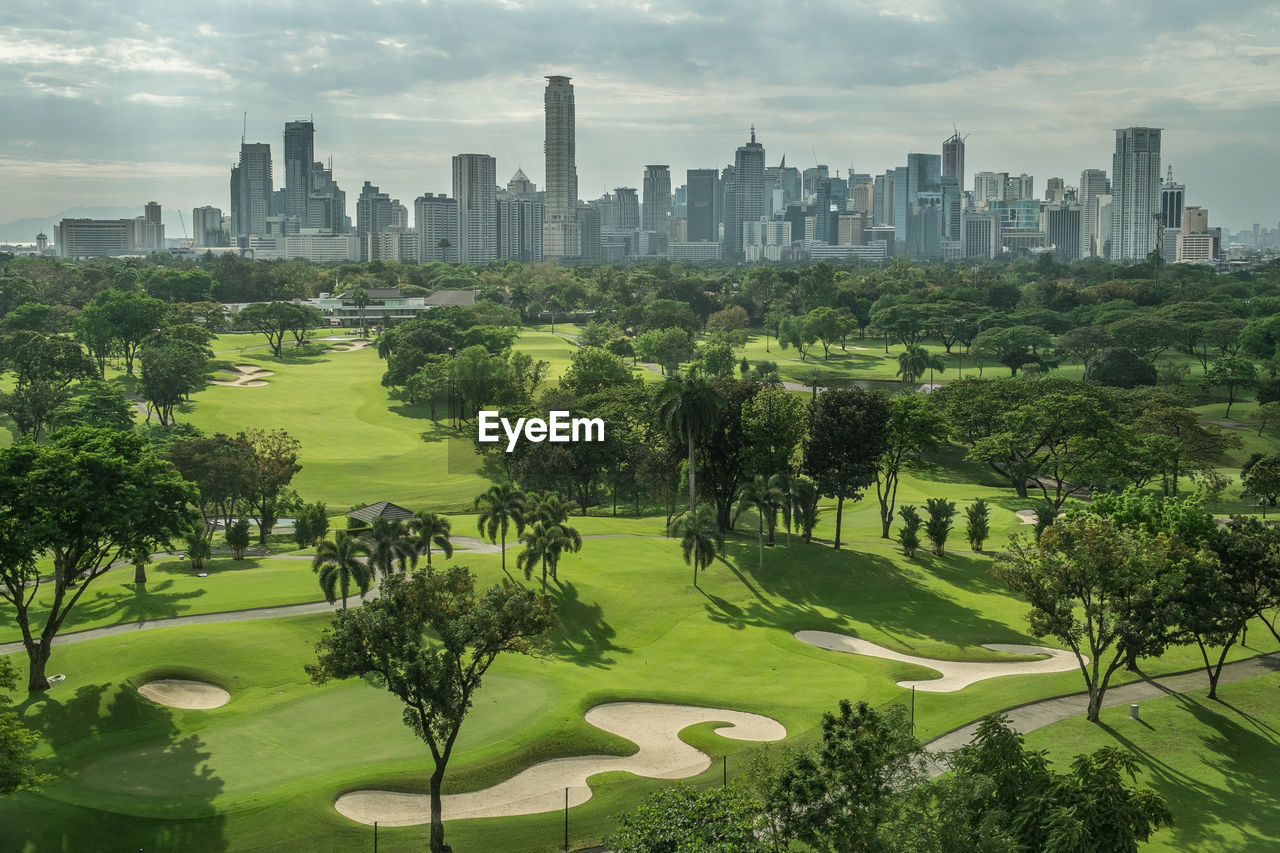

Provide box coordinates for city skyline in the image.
[2,2,1278,233]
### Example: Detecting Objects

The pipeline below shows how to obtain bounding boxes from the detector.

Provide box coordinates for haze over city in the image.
[3,0,1279,232]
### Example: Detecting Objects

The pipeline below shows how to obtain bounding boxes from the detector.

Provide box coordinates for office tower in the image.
[543,75,579,258]
[507,168,536,195]
[1111,127,1163,261]
[356,181,396,262]
[452,153,498,264]
[613,187,640,229]
[673,185,687,218]
[230,142,272,244]
[873,172,895,226]
[1044,201,1082,261]
[308,160,347,232]
[851,181,874,215]
[802,165,829,200]
[498,197,545,262]
[55,219,137,257]
[725,126,766,257]
[141,201,164,250]
[35,233,48,253]
[642,165,672,235]
[192,206,226,247]
[972,171,1007,206]
[271,189,285,216]
[1160,165,1185,260]
[1045,177,1067,203]
[1093,193,1114,258]
[1079,168,1110,257]
[1005,174,1034,201]
[415,194,459,263]
[940,177,962,253]
[686,169,719,243]
[576,203,601,261]
[942,129,965,192]
[283,120,315,223]
[961,210,1000,259]
[894,153,941,259]
[813,179,834,243]
[1177,206,1214,263]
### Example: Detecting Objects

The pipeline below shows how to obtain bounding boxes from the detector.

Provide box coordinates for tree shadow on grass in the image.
[67,579,209,630]
[10,678,228,850]
[1098,693,1280,851]
[546,579,630,669]
[705,538,1035,652]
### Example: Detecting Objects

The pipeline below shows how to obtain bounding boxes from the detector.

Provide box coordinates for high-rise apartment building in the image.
[507,168,536,195]
[1045,177,1067,203]
[192,206,227,247]
[141,201,164,251]
[973,172,1007,206]
[231,142,273,244]
[452,153,498,264]
[1111,127,1162,261]
[356,181,396,262]
[725,127,766,257]
[497,198,545,262]
[686,169,719,243]
[543,75,579,258]
[1079,168,1110,257]
[307,160,348,233]
[283,121,315,223]
[641,165,672,235]
[1005,174,1035,201]
[414,194,459,264]
[613,188,640,229]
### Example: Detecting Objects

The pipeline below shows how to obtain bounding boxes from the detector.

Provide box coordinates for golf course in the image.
[2,322,1280,853]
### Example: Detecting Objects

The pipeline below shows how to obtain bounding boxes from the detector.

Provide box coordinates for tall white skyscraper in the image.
[1111,127,1162,261]
[726,126,765,257]
[543,75,580,258]
[1079,168,1110,257]
[452,153,497,264]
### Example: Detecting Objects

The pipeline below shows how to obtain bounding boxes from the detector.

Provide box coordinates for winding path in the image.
[334,702,787,825]
[795,630,1082,692]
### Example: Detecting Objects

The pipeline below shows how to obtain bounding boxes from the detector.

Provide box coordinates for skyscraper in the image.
[414,194,459,264]
[642,165,672,235]
[192,206,226,247]
[356,181,395,262]
[613,187,640,229]
[972,172,1007,206]
[942,130,965,193]
[1111,127,1162,261]
[1079,168,1110,257]
[725,126,766,257]
[452,153,498,264]
[1159,165,1185,260]
[686,169,719,243]
[543,75,579,258]
[231,142,272,245]
[141,201,164,251]
[283,120,315,223]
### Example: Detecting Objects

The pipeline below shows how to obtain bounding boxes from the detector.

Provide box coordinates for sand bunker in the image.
[1014,509,1065,525]
[137,679,231,709]
[208,365,274,388]
[795,631,1082,692]
[334,702,786,826]
[327,338,371,352]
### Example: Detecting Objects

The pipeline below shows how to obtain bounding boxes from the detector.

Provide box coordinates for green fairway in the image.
[1024,672,1280,852]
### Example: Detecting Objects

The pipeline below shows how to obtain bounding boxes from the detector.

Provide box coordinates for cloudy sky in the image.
[2,0,1278,233]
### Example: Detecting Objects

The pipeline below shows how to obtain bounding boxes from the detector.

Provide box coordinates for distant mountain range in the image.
[0,207,191,244]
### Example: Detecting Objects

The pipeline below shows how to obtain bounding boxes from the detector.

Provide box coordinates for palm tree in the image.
[734,474,786,570]
[790,475,821,543]
[351,285,371,338]
[475,484,527,577]
[526,493,581,583]
[657,373,725,512]
[896,344,946,389]
[363,515,416,578]
[516,520,582,594]
[312,531,373,610]
[410,510,455,567]
[669,504,720,587]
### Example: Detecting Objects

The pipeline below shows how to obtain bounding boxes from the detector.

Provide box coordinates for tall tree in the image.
[896,344,946,388]
[657,373,724,512]
[312,531,373,610]
[993,515,1185,722]
[1200,355,1258,418]
[873,393,946,538]
[308,567,556,853]
[474,484,526,577]
[138,337,209,425]
[0,428,193,692]
[925,497,957,556]
[802,388,892,549]
[238,428,302,542]
[735,474,786,569]
[0,657,49,795]
[364,515,417,577]
[84,288,167,374]
[0,331,97,441]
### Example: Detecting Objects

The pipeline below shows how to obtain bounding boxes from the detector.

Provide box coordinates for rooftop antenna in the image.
[241,111,247,145]
[750,123,756,144]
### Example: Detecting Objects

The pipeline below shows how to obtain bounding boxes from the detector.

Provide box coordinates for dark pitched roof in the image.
[423,289,477,307]
[347,501,415,523]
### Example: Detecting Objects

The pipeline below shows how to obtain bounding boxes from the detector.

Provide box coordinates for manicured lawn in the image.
[1024,672,1280,852]
[4,524,1276,851]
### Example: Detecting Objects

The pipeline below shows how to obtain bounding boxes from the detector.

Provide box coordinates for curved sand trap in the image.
[208,364,274,387]
[328,338,371,352]
[1014,508,1065,525]
[137,679,230,709]
[795,631,1083,692]
[334,702,786,826]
